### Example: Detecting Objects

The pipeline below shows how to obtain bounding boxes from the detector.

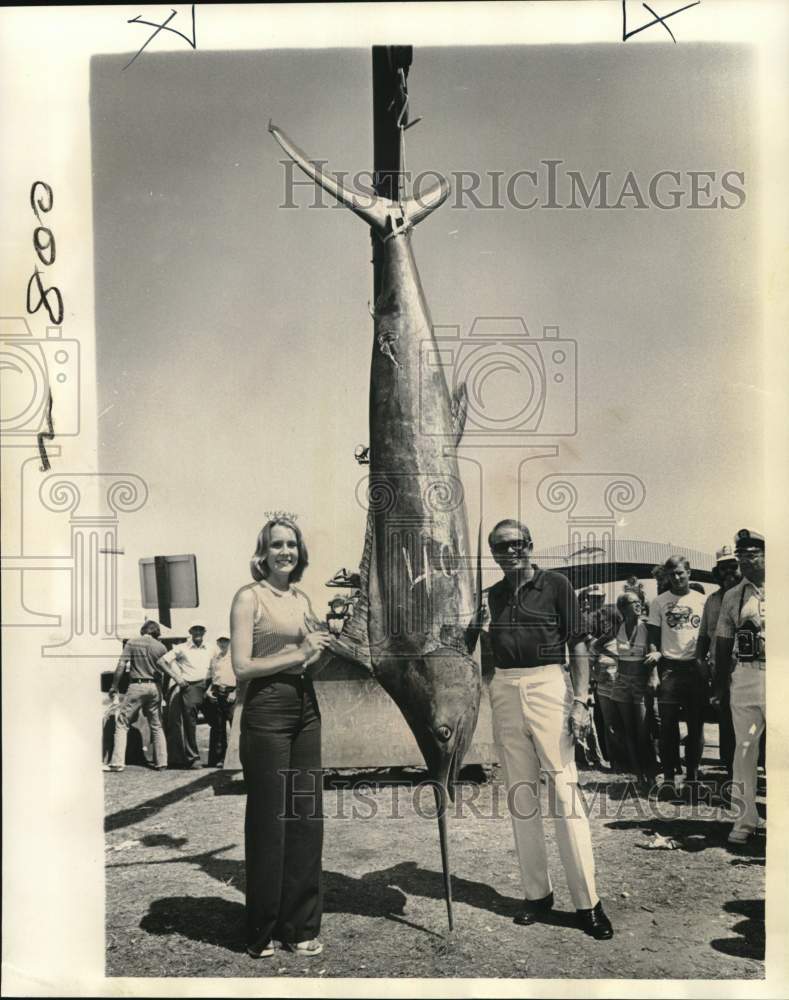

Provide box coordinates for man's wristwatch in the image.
[572,696,589,709]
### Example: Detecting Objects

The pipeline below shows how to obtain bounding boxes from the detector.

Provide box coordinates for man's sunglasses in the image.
[491,540,530,555]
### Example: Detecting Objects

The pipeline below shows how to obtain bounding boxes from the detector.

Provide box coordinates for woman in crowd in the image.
[230,517,330,959]
[589,603,627,771]
[609,590,659,788]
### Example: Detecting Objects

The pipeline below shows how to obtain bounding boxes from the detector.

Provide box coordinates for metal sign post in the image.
[139,553,199,628]
[153,555,173,627]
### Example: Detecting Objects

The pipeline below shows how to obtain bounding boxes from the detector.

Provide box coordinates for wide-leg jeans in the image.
[241,675,323,953]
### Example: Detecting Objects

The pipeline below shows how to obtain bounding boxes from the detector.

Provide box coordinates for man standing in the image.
[105,620,175,772]
[159,622,212,769]
[204,634,236,768]
[646,556,707,795]
[715,529,766,845]
[480,519,613,940]
[696,546,741,779]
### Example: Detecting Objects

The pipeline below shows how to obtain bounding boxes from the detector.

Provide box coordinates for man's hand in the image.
[644,650,662,667]
[178,678,189,691]
[204,687,216,702]
[228,690,236,704]
[568,700,591,744]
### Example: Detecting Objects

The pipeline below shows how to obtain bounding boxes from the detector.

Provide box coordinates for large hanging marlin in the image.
[269,121,482,930]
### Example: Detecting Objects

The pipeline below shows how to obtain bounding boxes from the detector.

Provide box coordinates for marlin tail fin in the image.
[269,121,449,232]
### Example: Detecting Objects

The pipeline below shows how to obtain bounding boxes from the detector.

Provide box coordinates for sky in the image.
[90,43,760,634]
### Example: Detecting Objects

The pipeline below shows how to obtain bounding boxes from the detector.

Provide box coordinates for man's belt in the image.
[736,659,766,671]
[128,677,157,684]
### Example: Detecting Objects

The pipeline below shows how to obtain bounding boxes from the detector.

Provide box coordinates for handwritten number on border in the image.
[27,268,64,326]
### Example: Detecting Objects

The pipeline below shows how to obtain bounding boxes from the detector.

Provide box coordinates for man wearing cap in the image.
[715,529,766,845]
[159,623,212,769]
[479,519,613,940]
[697,546,741,780]
[105,620,173,772]
[646,555,707,796]
[204,634,236,767]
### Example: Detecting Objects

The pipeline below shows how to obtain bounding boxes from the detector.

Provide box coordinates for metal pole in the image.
[154,555,172,628]
[371,45,412,301]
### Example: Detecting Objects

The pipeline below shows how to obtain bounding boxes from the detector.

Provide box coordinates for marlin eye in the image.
[435,725,452,742]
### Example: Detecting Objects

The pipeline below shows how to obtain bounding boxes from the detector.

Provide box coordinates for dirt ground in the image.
[104,726,765,981]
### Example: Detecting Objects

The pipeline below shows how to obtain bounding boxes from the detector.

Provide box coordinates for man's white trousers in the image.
[730,662,766,836]
[489,664,598,910]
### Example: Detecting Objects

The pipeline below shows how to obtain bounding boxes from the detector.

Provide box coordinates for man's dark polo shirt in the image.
[487,569,586,668]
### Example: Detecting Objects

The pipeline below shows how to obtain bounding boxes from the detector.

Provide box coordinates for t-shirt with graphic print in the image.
[647,588,707,660]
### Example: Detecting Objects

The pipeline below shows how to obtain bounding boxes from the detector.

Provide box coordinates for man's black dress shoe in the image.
[576,901,614,939]
[513,891,554,926]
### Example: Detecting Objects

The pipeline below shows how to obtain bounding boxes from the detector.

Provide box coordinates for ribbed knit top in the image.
[250,579,313,659]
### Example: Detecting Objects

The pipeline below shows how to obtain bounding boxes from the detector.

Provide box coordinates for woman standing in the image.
[589,605,627,771]
[231,517,330,959]
[609,591,659,788]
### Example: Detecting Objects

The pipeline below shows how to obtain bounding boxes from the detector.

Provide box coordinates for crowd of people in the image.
[104,622,238,772]
[582,532,766,846]
[103,516,766,957]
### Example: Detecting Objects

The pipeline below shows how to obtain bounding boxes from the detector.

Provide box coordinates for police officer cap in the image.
[734,528,764,551]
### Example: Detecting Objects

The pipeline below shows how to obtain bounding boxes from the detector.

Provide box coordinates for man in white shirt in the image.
[715,529,766,845]
[204,634,236,767]
[646,555,707,795]
[159,622,212,769]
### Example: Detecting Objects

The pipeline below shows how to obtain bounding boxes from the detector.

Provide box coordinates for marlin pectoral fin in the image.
[450,381,468,447]
[269,121,389,232]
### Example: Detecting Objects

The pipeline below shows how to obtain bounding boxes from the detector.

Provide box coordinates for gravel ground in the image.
[104,729,765,981]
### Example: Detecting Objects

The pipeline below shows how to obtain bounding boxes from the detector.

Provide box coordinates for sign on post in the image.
[138,553,198,628]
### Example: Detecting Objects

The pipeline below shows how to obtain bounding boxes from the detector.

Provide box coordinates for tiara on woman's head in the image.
[265,509,299,522]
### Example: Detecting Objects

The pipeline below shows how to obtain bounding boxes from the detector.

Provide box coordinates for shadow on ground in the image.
[105,772,223,832]
[710,899,765,961]
[136,856,527,950]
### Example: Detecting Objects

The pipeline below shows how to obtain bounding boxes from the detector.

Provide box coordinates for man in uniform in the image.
[480,519,613,940]
[715,529,766,845]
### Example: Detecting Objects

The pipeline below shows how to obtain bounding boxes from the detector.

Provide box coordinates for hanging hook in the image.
[395,67,409,128]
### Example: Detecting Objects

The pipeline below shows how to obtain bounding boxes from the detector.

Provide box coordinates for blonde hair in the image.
[250,518,309,583]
